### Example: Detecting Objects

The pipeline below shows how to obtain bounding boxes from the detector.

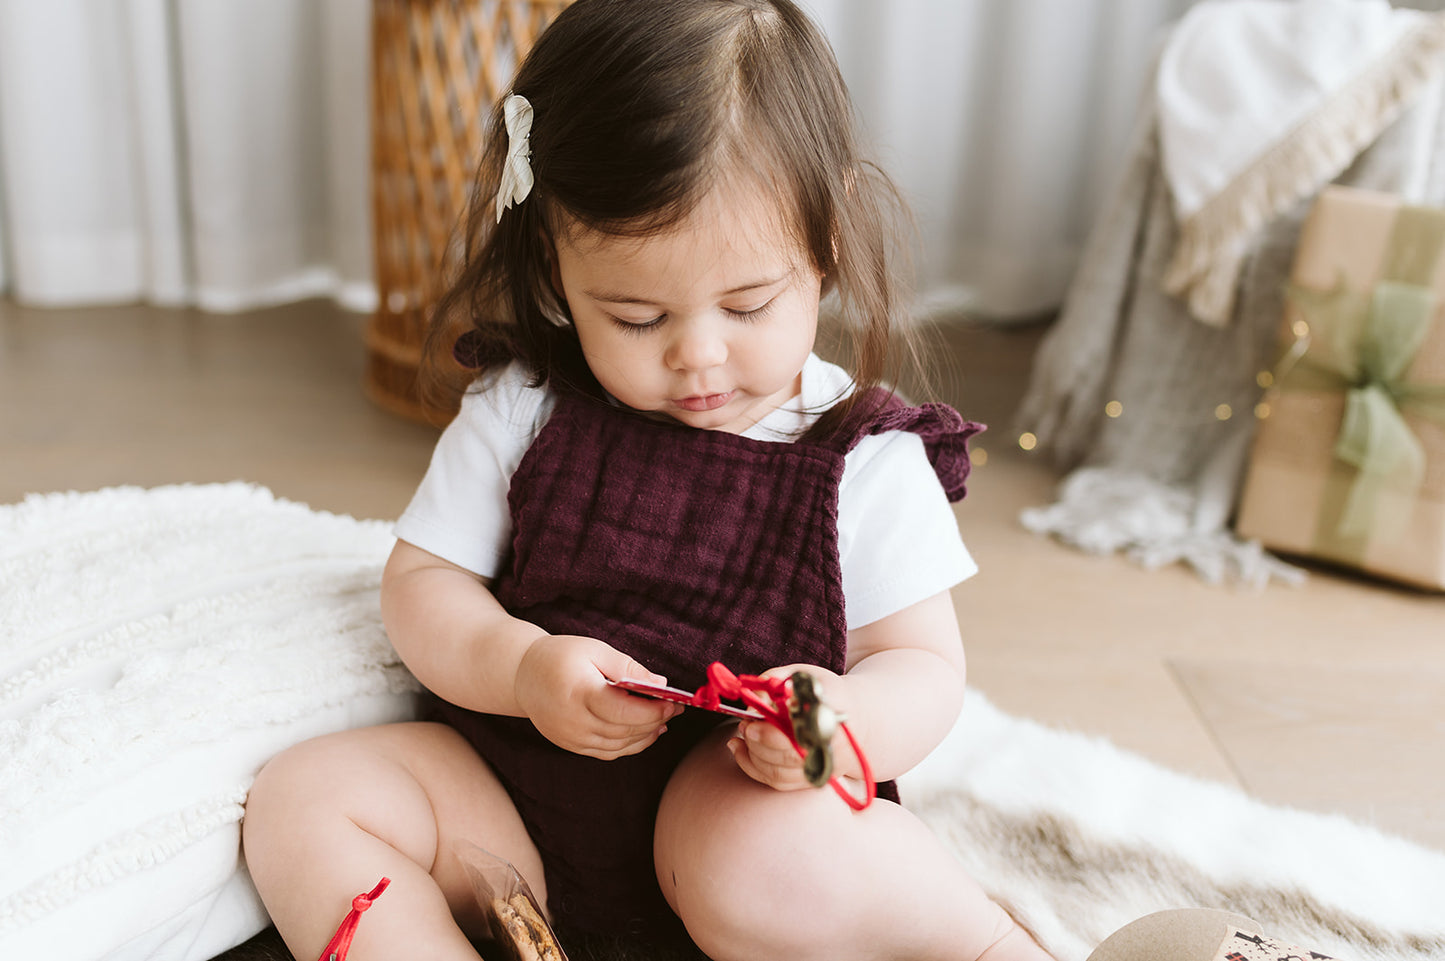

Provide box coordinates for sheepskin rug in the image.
[3,483,1443,961]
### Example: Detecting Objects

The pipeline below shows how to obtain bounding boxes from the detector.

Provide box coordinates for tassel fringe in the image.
[1019,468,1306,589]
[1163,12,1445,326]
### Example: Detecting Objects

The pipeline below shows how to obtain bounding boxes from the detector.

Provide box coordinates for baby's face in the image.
[551,179,823,434]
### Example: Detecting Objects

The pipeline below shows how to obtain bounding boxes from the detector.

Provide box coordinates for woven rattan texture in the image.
[366,0,570,423]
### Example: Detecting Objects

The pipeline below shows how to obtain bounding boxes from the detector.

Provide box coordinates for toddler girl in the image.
[242,2,1054,959]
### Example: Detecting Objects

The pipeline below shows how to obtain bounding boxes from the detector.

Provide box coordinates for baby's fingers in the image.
[728,724,811,791]
[578,718,671,760]
[591,682,684,728]
[740,719,798,763]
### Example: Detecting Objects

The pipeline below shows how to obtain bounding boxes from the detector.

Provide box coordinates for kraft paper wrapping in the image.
[1236,185,1445,589]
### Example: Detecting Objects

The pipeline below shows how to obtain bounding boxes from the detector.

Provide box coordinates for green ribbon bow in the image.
[1283,279,1445,540]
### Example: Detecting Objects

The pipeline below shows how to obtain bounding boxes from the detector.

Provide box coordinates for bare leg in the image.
[654,727,1053,961]
[242,722,544,961]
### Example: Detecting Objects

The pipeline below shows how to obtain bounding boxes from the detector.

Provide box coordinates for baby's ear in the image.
[822,219,840,289]
[534,228,574,329]
[819,240,838,295]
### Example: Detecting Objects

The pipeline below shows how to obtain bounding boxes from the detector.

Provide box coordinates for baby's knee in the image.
[242,735,343,849]
[668,858,789,961]
[241,740,325,888]
[660,796,852,959]
[674,853,855,961]
[244,725,463,893]
[246,733,341,815]
[243,726,430,848]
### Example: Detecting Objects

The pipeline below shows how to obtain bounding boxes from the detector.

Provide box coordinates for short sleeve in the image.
[392,365,552,578]
[837,430,977,630]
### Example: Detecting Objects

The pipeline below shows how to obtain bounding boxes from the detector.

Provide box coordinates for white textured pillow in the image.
[0,483,420,961]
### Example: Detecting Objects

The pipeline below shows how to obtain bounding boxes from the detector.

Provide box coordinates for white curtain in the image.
[809,0,1197,320]
[0,0,1193,319]
[0,0,372,312]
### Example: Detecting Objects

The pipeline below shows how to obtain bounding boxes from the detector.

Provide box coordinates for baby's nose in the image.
[666,320,728,370]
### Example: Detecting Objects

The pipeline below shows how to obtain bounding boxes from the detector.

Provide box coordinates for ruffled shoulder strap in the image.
[831,387,984,503]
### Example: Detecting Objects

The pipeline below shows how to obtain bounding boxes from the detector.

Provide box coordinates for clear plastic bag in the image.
[455,840,569,961]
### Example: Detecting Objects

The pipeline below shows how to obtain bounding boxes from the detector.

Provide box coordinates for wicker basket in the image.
[365,0,570,424]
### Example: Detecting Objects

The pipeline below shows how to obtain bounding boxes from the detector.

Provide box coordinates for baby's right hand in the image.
[513,634,682,759]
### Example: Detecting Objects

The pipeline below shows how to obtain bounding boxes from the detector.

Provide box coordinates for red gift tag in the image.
[608,677,763,719]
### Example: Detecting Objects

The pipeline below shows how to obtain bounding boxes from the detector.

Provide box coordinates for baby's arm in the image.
[382,539,681,759]
[382,539,544,715]
[834,588,967,778]
[730,589,965,787]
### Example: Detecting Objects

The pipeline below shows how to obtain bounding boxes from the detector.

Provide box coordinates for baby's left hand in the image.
[725,664,845,793]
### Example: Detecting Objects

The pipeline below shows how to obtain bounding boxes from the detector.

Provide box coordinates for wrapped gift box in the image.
[1236,185,1445,589]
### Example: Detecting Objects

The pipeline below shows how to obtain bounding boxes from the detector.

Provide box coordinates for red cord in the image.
[694,663,875,810]
[316,877,390,961]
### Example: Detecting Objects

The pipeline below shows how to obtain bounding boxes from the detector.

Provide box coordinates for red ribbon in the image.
[694,663,875,810]
[316,877,390,961]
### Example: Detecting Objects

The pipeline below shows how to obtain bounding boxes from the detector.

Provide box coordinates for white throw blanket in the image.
[1015,0,1445,586]
[2,484,1443,961]
[1158,0,1445,325]
[0,484,421,961]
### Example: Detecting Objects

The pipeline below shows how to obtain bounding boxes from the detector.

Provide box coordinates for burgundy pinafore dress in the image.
[425,385,979,955]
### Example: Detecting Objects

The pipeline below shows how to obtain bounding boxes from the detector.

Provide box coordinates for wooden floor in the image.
[3,296,1443,855]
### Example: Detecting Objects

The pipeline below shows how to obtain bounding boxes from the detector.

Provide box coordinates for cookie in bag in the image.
[492,891,566,961]
[455,840,569,961]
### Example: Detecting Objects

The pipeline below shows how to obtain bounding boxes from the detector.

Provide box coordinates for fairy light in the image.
[1082,393,1262,430]
[1012,314,1324,448]
[972,447,989,467]
[1005,300,1350,459]
[1020,370,1289,456]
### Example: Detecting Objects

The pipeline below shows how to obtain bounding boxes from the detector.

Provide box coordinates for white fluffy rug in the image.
[904,698,1445,961]
[3,483,1443,961]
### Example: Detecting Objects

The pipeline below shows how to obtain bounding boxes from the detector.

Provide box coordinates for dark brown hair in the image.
[422,0,919,439]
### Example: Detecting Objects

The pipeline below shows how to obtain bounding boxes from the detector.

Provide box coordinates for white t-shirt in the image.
[394,354,976,630]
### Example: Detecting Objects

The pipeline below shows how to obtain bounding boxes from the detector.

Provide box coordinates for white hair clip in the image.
[495,93,534,223]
